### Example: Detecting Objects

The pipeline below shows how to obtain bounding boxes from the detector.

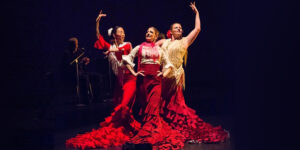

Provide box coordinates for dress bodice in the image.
[161,38,187,69]
[161,38,187,88]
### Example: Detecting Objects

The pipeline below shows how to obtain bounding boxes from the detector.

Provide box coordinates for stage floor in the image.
[54,124,234,150]
[6,100,235,150]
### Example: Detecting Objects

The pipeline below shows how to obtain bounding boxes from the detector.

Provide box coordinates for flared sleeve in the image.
[108,52,121,76]
[122,45,140,68]
[94,34,111,50]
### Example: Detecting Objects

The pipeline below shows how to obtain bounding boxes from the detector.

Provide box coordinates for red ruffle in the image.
[162,86,229,143]
[66,77,229,149]
[66,126,131,150]
[94,34,110,50]
[131,74,185,150]
[130,115,185,150]
[66,106,141,150]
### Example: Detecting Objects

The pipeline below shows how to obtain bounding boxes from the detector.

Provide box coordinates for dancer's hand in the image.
[103,50,110,55]
[189,1,199,14]
[81,57,90,65]
[162,67,172,78]
[109,47,119,52]
[157,71,163,77]
[103,47,120,55]
[135,71,145,77]
[96,10,107,22]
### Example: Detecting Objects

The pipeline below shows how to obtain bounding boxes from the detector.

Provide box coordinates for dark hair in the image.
[109,26,124,44]
[157,32,166,41]
[111,26,123,36]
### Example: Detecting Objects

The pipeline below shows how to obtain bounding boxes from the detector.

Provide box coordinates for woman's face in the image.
[114,27,125,43]
[171,23,183,39]
[145,27,157,42]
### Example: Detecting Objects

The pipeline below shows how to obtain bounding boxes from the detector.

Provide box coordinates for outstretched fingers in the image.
[96,10,107,22]
[103,50,110,55]
[157,71,163,77]
[189,2,198,14]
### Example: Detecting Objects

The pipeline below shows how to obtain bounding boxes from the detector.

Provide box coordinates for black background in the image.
[1,0,299,150]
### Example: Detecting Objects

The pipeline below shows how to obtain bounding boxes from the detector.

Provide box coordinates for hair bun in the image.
[108,28,113,36]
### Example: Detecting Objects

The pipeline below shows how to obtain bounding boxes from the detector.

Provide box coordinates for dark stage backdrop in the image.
[5,0,236,113]
[2,0,298,150]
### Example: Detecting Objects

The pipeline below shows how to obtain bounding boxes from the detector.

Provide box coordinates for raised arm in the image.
[96,10,107,38]
[94,10,111,50]
[184,2,201,49]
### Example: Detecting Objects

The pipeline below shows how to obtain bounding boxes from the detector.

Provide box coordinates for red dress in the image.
[162,85,229,143]
[161,38,229,143]
[94,34,135,105]
[123,42,185,150]
[66,34,140,150]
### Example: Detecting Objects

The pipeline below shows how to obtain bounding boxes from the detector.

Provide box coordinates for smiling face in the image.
[113,27,125,44]
[170,23,183,39]
[145,27,158,42]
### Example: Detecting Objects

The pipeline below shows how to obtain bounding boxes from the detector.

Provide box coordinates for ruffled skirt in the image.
[66,106,141,149]
[131,73,185,150]
[162,85,229,143]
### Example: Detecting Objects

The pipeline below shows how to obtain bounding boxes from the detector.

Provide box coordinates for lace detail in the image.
[161,37,229,143]
[161,38,187,89]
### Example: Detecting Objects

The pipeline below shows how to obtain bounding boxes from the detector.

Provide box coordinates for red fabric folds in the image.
[66,106,141,150]
[66,38,138,149]
[115,43,132,61]
[162,85,229,143]
[130,115,185,150]
[66,39,229,149]
[120,74,136,107]
[131,64,185,150]
[94,34,111,50]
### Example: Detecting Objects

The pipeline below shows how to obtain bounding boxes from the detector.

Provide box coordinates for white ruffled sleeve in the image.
[122,45,139,68]
[108,52,121,76]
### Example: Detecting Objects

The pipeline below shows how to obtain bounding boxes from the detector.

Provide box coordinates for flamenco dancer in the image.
[94,10,135,107]
[157,2,230,143]
[123,27,185,150]
[66,11,140,150]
